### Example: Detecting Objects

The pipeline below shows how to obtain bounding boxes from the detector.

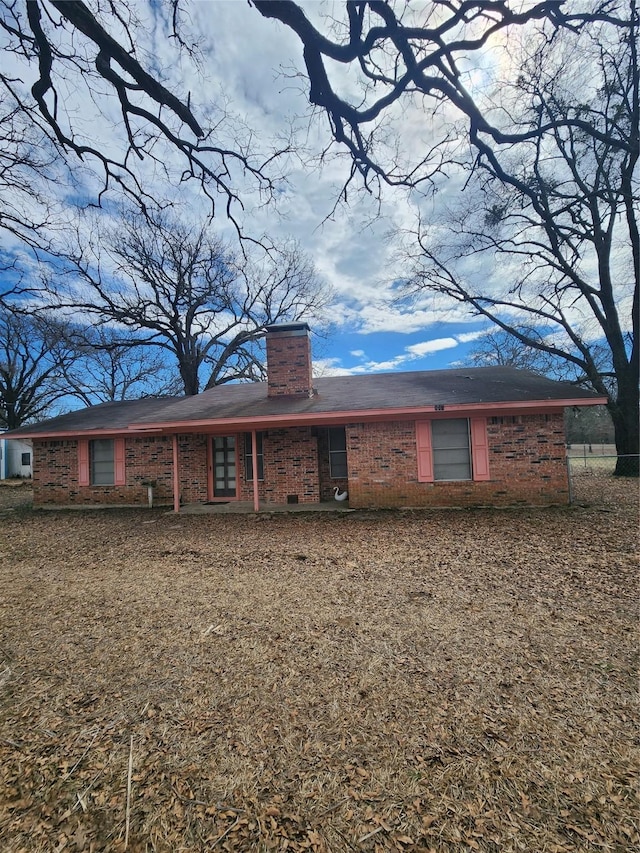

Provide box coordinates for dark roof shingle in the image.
[5,366,604,438]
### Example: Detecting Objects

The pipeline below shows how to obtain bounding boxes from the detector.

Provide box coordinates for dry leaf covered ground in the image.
[0,475,637,852]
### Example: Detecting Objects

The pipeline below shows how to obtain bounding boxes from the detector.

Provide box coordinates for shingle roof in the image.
[5,366,605,438]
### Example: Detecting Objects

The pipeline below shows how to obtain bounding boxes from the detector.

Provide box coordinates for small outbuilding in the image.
[0,435,32,479]
[4,324,606,510]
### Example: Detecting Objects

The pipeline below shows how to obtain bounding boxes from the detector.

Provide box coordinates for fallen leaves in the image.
[0,476,637,851]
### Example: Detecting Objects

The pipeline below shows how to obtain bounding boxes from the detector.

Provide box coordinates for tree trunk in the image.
[5,403,19,431]
[608,378,639,477]
[179,366,199,396]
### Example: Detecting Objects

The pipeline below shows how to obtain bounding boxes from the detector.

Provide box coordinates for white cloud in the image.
[456,330,489,344]
[312,357,352,377]
[2,0,627,383]
[319,334,465,377]
[406,338,458,356]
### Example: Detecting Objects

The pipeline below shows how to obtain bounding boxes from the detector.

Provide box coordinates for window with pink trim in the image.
[416,418,490,482]
[78,438,126,486]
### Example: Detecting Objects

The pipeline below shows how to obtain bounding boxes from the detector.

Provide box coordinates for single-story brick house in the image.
[5,323,606,511]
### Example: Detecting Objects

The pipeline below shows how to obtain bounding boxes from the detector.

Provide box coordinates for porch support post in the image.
[251,429,260,513]
[172,434,180,513]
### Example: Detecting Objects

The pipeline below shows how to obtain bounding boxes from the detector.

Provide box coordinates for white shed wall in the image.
[0,438,33,479]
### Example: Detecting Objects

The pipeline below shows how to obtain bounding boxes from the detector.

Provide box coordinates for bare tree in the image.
[203,243,331,389]
[62,326,181,406]
[52,209,331,396]
[467,325,615,450]
[0,308,73,429]
[467,327,578,379]
[252,1,622,193]
[254,1,638,474]
[465,328,614,389]
[565,405,615,447]
[0,92,59,250]
[0,0,290,246]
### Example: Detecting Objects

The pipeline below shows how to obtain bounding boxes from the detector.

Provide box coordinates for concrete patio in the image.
[179,500,354,515]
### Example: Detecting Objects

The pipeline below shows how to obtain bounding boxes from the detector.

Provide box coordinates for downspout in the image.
[251,429,260,513]
[172,434,180,513]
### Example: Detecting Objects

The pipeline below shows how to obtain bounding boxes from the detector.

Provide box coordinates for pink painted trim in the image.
[234,436,240,500]
[415,421,434,482]
[11,395,607,439]
[470,417,490,481]
[172,434,180,513]
[251,429,260,512]
[114,437,126,485]
[78,439,89,486]
[206,435,213,501]
[209,433,240,501]
[125,397,607,434]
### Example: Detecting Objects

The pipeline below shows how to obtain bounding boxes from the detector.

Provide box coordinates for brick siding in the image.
[176,434,208,504]
[237,427,320,504]
[32,413,569,509]
[33,437,172,506]
[33,435,209,506]
[265,329,313,397]
[346,413,569,508]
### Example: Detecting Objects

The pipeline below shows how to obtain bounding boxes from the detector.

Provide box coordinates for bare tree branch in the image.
[0,307,74,428]
[254,0,638,472]
[1,0,292,245]
[46,208,331,395]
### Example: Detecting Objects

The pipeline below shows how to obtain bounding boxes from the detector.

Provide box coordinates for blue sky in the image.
[0,2,520,384]
[316,325,486,377]
[2,0,632,397]
[173,1,494,378]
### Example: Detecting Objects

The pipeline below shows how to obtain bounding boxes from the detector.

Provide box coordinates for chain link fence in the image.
[566,445,639,505]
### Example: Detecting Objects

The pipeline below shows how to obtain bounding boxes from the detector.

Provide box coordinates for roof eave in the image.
[7,395,607,439]
[133,396,606,433]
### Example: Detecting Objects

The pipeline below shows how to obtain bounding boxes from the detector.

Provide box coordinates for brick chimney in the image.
[265,323,314,397]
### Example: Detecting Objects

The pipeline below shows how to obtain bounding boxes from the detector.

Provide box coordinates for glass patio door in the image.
[213,436,237,497]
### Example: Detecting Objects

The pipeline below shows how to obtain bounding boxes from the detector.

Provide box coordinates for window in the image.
[91,439,116,485]
[328,427,348,478]
[244,432,264,480]
[21,452,31,466]
[432,418,471,481]
[78,438,126,486]
[416,418,490,483]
